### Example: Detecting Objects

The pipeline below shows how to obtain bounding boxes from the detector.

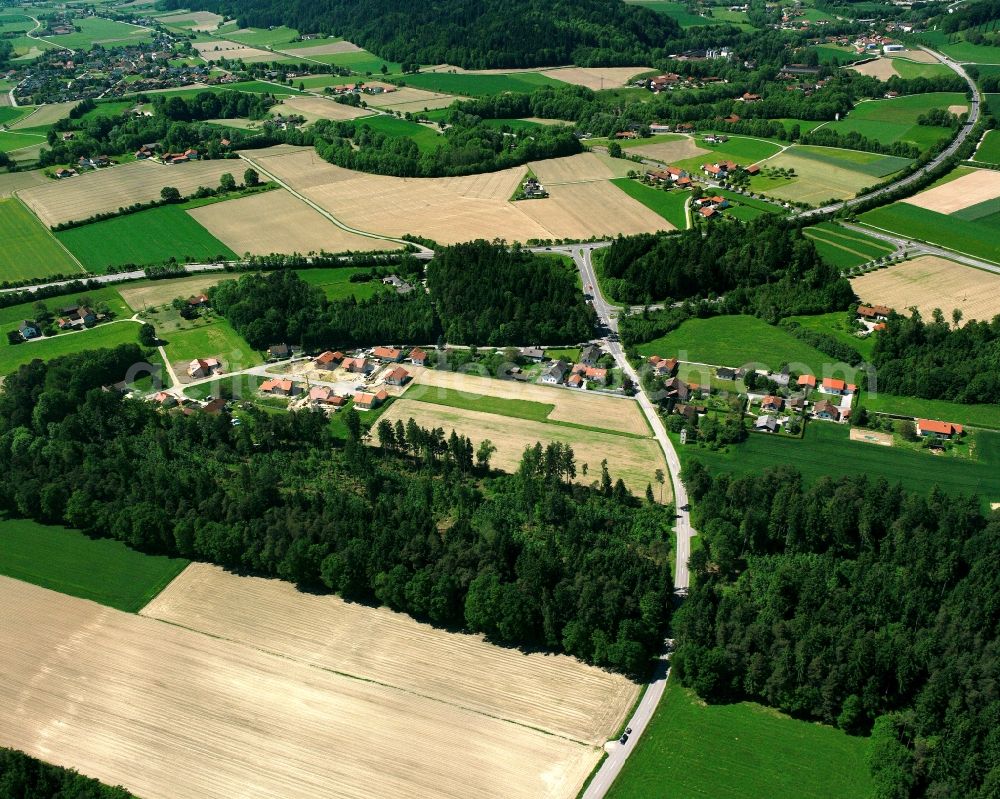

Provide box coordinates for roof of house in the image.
[260,378,293,392]
[543,360,569,379]
[798,374,816,387]
[387,366,409,382]
[822,377,846,391]
[371,346,402,360]
[917,418,963,435]
[814,399,840,417]
[761,395,783,407]
[355,389,388,404]
[409,347,427,360]
[313,350,341,365]
[699,206,717,217]
[755,415,778,430]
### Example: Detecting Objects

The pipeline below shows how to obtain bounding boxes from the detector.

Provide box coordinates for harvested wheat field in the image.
[119,274,232,310]
[157,10,223,30]
[19,160,238,227]
[275,95,374,121]
[0,576,600,799]
[193,39,273,62]
[542,66,651,90]
[851,255,1000,324]
[629,136,710,164]
[904,168,1000,214]
[364,87,462,111]
[529,152,633,184]
[0,168,49,197]
[849,58,899,79]
[406,367,651,436]
[379,399,668,498]
[277,40,362,57]
[889,48,939,63]
[144,563,638,745]
[521,179,672,236]
[188,190,400,254]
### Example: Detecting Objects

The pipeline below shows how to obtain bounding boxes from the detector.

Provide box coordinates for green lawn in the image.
[356,115,443,152]
[410,386,555,421]
[160,317,260,368]
[0,321,141,377]
[674,422,1000,503]
[294,267,392,300]
[0,517,188,612]
[891,59,953,80]
[812,44,867,65]
[396,71,562,97]
[56,205,236,272]
[611,178,689,229]
[545,347,582,362]
[607,676,873,799]
[0,198,83,281]
[715,189,784,220]
[670,136,783,174]
[859,203,1000,264]
[635,315,853,376]
[974,129,1000,166]
[859,392,1000,430]
[784,311,875,361]
[44,17,153,50]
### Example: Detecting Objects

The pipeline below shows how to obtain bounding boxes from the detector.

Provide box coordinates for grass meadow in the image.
[791,146,912,178]
[974,130,1000,166]
[0,198,83,281]
[859,392,1000,430]
[47,16,154,50]
[411,388,556,423]
[824,93,966,153]
[611,178,689,228]
[624,0,724,26]
[356,115,443,152]
[397,71,563,97]
[672,136,783,174]
[606,677,873,799]
[784,311,875,361]
[0,322,140,377]
[0,129,46,153]
[160,317,261,368]
[295,268,393,300]
[0,517,189,612]
[859,204,1000,264]
[804,221,894,268]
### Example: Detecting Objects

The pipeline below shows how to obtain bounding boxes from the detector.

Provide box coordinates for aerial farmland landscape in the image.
[0,0,998,796]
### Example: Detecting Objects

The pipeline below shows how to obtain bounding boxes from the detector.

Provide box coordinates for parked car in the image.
[619,733,629,745]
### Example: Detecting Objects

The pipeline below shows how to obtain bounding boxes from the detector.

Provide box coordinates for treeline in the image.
[151,90,276,122]
[312,117,580,178]
[0,347,673,676]
[210,270,438,350]
[158,0,680,69]
[674,464,1000,799]
[941,0,1000,32]
[0,748,134,798]
[871,311,1000,403]
[601,217,854,319]
[426,240,594,345]
[778,318,863,366]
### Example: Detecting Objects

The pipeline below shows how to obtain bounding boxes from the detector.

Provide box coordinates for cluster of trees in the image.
[426,240,594,345]
[312,117,580,178]
[941,0,1000,32]
[871,311,1000,403]
[0,346,673,676]
[0,748,134,798]
[601,218,854,320]
[151,90,276,122]
[160,0,680,69]
[210,270,438,350]
[779,318,864,366]
[674,463,1000,799]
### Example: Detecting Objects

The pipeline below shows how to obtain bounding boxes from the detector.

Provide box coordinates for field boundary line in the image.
[856,220,1000,267]
[12,196,89,274]
[809,224,895,251]
[804,230,885,261]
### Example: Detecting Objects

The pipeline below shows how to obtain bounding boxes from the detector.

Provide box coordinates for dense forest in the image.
[674,463,1000,799]
[158,0,680,69]
[210,270,438,350]
[871,311,1000,404]
[0,346,673,676]
[0,747,134,798]
[600,217,854,318]
[426,241,595,345]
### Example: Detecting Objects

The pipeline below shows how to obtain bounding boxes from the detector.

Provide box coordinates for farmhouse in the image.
[649,355,679,376]
[54,167,77,179]
[313,350,344,368]
[916,418,963,439]
[519,347,546,362]
[857,304,892,321]
[662,376,691,402]
[820,377,856,395]
[761,395,784,412]
[18,320,40,340]
[187,294,210,307]
[699,206,718,219]
[571,363,608,385]
[385,366,411,386]
[540,360,569,385]
[382,275,413,294]
[371,346,403,363]
[260,378,298,397]
[188,357,222,378]
[813,399,842,421]
[409,347,428,366]
[716,366,742,380]
[354,388,388,410]
[268,343,291,360]
[308,386,346,407]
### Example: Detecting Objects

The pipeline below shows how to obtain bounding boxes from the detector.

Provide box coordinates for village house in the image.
[18,320,40,340]
[739,92,762,102]
[916,418,963,439]
[267,343,291,360]
[313,350,343,369]
[540,360,569,385]
[820,377,856,395]
[716,366,742,380]
[260,378,298,397]
[201,398,228,416]
[385,366,410,386]
[674,403,702,422]
[649,355,679,376]
[797,374,817,389]
[571,363,608,386]
[761,395,784,412]
[56,306,97,329]
[755,415,779,433]
[519,346,546,362]
[813,399,842,421]
[354,389,388,410]
[341,356,369,374]
[371,346,403,363]
[662,376,691,403]
[857,304,892,321]
[54,168,77,178]
[187,293,210,307]
[409,347,427,366]
[382,275,413,294]
[308,386,346,407]
[580,344,604,366]
[187,357,221,378]
[788,395,806,412]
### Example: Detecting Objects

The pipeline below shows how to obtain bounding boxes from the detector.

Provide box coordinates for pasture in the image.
[752,148,894,204]
[670,136,782,174]
[635,315,854,376]
[860,204,1000,264]
[606,677,872,799]
[224,26,301,48]
[289,48,402,75]
[160,317,261,371]
[0,129,46,153]
[19,159,240,227]
[804,221,894,268]
[1,574,606,799]
[0,321,140,377]
[791,145,912,178]
[917,30,1000,63]
[860,393,1000,431]
[824,93,966,153]
[0,517,188,612]
[0,198,83,280]
[294,267,391,300]
[187,189,399,256]
[623,0,723,26]
[903,168,1000,215]
[974,129,1000,165]
[890,58,953,80]
[851,256,1000,326]
[611,178,686,228]
[395,71,561,97]
[41,17,153,50]
[784,311,875,361]
[56,204,236,271]
[357,114,443,152]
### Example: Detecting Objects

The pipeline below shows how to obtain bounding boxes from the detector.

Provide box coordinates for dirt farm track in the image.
[1,568,636,799]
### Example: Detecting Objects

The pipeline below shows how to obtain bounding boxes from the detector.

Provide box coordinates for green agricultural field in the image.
[775,118,827,135]
[611,178,689,229]
[624,0,723,26]
[673,135,783,174]
[411,387,555,422]
[77,100,133,121]
[791,145,912,178]
[918,30,1000,63]
[675,421,1000,502]
[0,129,46,153]
[804,221,894,268]
[227,80,308,96]
[784,311,875,361]
[824,93,967,153]
[812,44,866,65]
[396,71,562,97]
[860,203,1000,264]
[226,25,301,48]
[607,677,873,799]
[0,106,35,126]
[951,197,1000,227]
[0,198,83,281]
[43,17,153,50]
[160,317,261,368]
[0,286,129,333]
[294,267,392,300]
[357,115,443,152]
[635,315,853,375]
[0,517,188,612]
[297,50,402,75]
[56,205,237,272]
[859,392,1000,430]
[890,58,953,80]
[0,321,141,376]
[715,189,784,220]
[974,129,1000,166]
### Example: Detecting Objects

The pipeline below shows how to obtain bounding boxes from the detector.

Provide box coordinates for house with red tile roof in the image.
[761,395,784,412]
[188,357,221,378]
[916,419,963,439]
[371,346,403,362]
[313,350,343,368]
[797,374,817,389]
[820,377,856,395]
[385,366,410,386]
[354,389,388,410]
[409,347,428,366]
[260,378,298,396]
[813,399,841,421]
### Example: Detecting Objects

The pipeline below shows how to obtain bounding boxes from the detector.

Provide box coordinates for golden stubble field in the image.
[19,159,239,226]
[540,66,651,90]
[188,189,400,254]
[118,273,233,309]
[244,146,665,242]
[851,255,1000,324]
[849,58,900,79]
[274,95,376,121]
[1,572,624,799]
[903,168,1000,214]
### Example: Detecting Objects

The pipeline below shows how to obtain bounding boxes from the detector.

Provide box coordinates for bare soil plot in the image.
[542,66,651,90]
[0,576,599,799]
[851,255,1000,325]
[407,367,651,435]
[19,159,238,227]
[520,179,672,236]
[754,150,874,203]
[849,58,899,79]
[629,137,710,164]
[119,274,233,310]
[363,87,462,111]
[889,48,938,63]
[188,189,400,255]
[904,168,1000,214]
[529,152,632,184]
[850,427,893,446]
[9,101,75,129]
[0,168,49,197]
[275,95,374,121]
[948,104,968,115]
[156,10,223,30]
[144,563,638,745]
[276,40,362,57]
[193,39,273,62]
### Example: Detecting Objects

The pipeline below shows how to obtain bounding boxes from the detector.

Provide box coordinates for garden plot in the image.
[903,168,1000,215]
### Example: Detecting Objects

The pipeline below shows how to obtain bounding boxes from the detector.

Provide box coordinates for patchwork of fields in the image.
[822,93,965,153]
[753,146,910,204]
[860,202,1000,264]
[804,222,895,268]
